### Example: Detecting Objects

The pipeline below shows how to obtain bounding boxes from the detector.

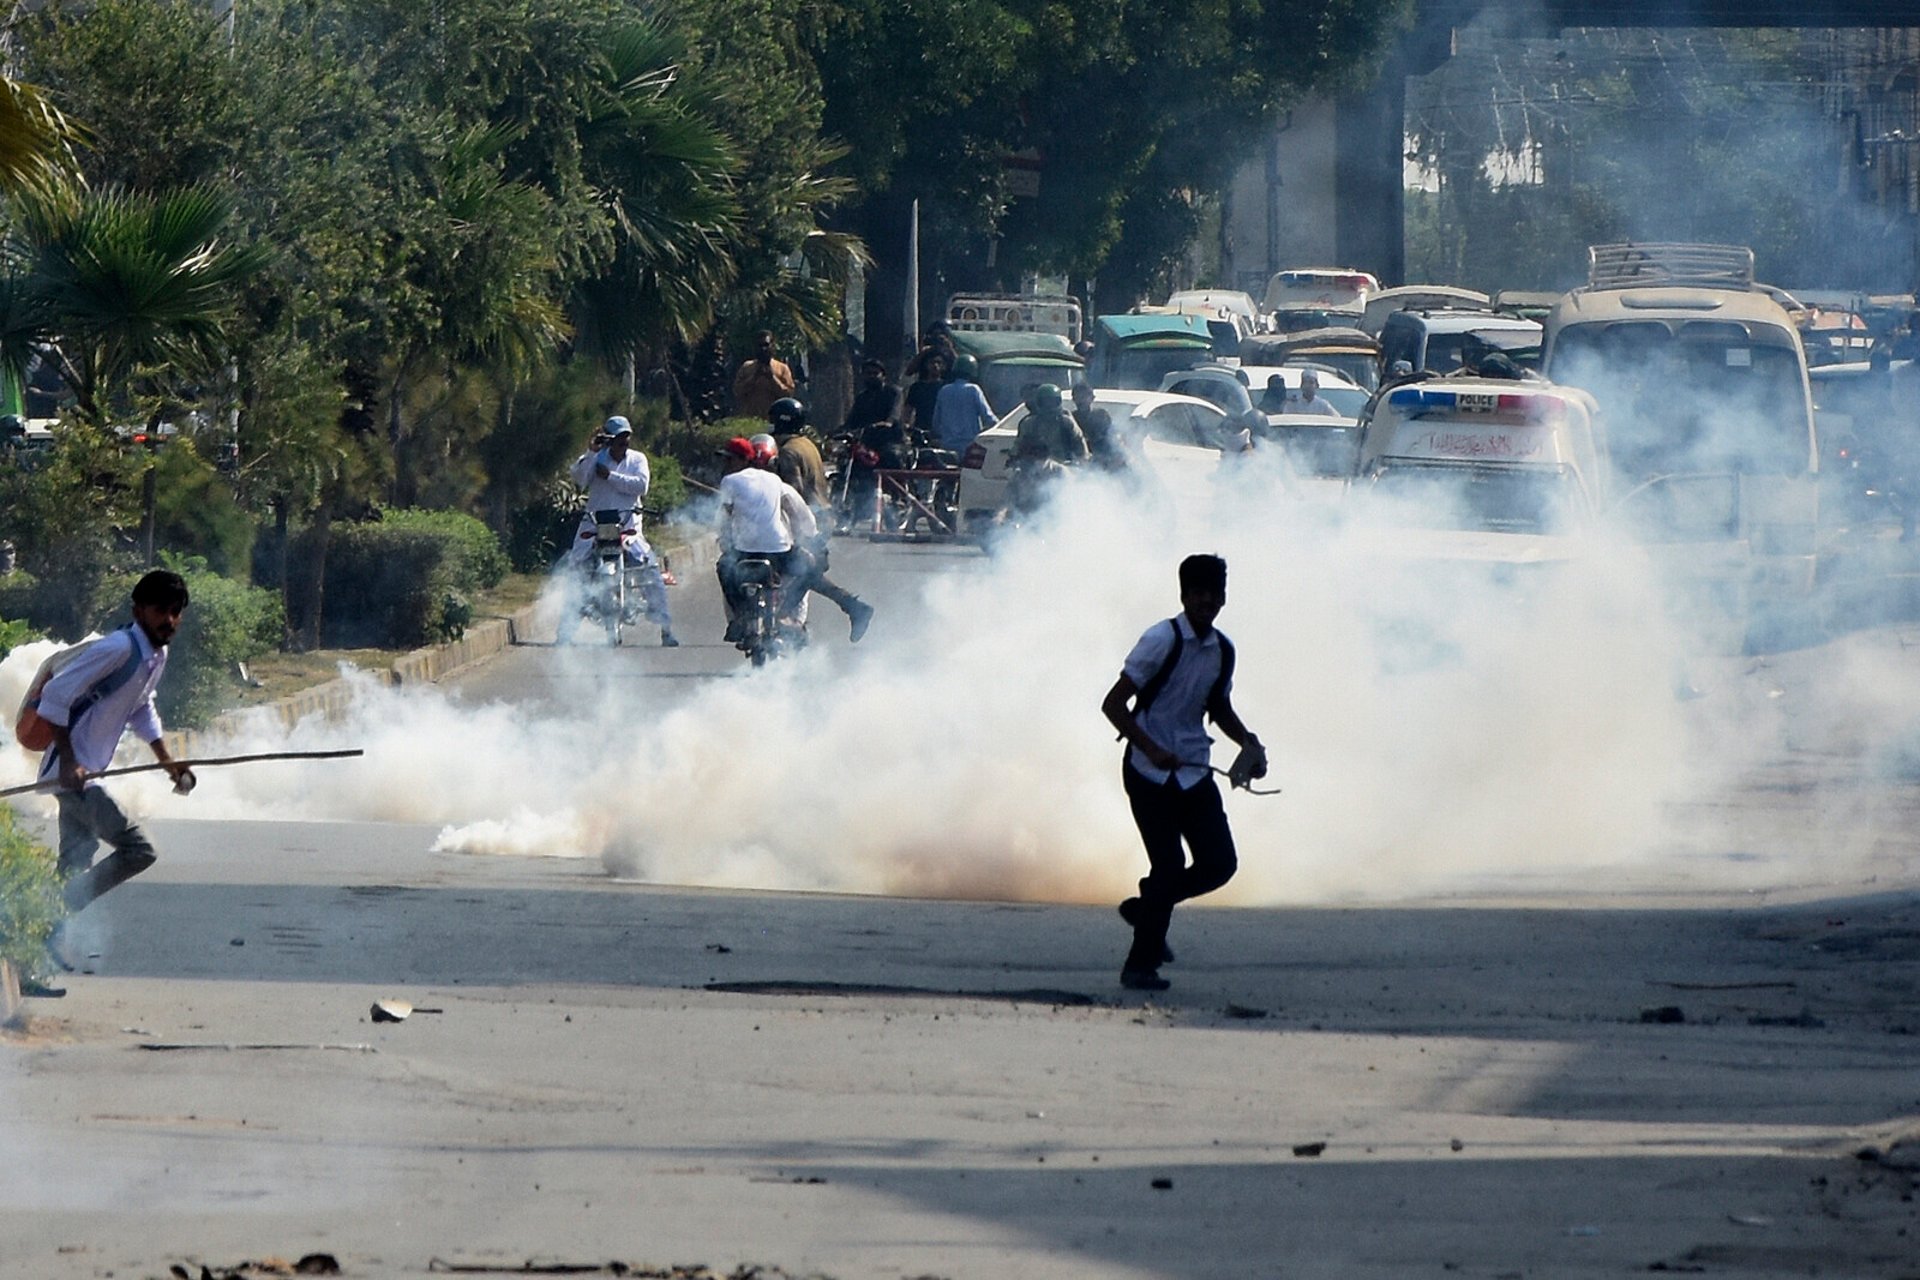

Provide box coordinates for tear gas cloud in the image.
[12,433,1897,905]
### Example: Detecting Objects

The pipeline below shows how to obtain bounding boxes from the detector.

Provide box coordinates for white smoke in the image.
[3,452,1797,904]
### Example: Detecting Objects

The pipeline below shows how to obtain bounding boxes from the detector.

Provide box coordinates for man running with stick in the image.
[1100,554,1267,992]
[25,570,193,993]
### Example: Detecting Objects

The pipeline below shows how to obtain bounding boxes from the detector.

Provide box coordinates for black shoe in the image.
[847,600,874,643]
[20,977,66,999]
[723,621,743,644]
[1117,898,1174,965]
[660,629,680,647]
[1120,968,1169,992]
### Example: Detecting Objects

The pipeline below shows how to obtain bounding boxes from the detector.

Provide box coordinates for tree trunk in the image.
[271,497,293,648]
[296,495,334,652]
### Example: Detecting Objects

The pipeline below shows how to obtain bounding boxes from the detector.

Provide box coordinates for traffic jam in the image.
[927,244,1898,653]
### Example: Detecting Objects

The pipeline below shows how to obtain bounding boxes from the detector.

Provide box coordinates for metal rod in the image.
[0,749,364,799]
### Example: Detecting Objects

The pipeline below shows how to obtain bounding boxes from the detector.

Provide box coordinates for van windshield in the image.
[1366,464,1581,536]
[1549,320,1810,476]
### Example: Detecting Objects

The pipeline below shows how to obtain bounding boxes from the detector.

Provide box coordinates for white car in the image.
[955,390,1232,530]
[1159,364,1367,420]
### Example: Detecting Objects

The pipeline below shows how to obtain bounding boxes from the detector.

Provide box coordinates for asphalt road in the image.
[4,527,1919,1279]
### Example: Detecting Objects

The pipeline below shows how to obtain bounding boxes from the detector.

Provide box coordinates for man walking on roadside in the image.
[1100,554,1266,992]
[27,570,197,996]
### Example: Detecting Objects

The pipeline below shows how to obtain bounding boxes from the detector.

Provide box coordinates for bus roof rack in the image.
[1587,243,1755,291]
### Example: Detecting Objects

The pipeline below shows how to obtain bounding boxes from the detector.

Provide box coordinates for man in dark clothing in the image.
[840,358,902,442]
[841,359,909,520]
[769,398,875,642]
[1099,554,1265,991]
[902,353,947,442]
[1071,382,1126,471]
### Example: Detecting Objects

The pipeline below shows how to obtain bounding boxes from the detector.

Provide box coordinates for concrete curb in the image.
[169,532,717,756]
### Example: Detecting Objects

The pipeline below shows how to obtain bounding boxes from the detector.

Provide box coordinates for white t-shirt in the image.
[720,468,816,553]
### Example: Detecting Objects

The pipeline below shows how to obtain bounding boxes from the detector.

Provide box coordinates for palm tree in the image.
[11,185,268,425]
[0,77,84,202]
[568,18,742,372]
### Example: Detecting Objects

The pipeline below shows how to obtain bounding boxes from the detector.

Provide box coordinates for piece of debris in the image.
[1727,1213,1772,1228]
[1222,1003,1267,1019]
[1150,1177,1173,1190]
[230,938,245,947]
[1449,1138,1465,1152]
[371,999,412,1023]
[1747,1009,1825,1029]
[704,943,732,954]
[1640,1005,1686,1024]
[1291,1142,1326,1158]
[167,1257,340,1279]
[138,1043,374,1053]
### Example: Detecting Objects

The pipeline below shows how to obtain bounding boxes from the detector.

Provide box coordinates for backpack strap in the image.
[1117,619,1184,743]
[65,627,145,727]
[1205,634,1236,723]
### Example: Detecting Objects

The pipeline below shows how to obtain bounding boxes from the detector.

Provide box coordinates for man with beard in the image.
[25,571,198,996]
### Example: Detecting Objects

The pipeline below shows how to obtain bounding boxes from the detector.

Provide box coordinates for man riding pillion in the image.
[1008,382,1089,516]
[769,398,875,642]
[558,415,677,646]
[716,435,819,647]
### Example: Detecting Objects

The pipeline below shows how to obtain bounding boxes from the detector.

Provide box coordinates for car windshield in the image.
[1165,376,1252,415]
[1101,347,1213,390]
[1272,308,1357,334]
[1550,320,1810,475]
[1302,351,1380,390]
[1318,386,1368,416]
[1365,464,1580,536]
[1425,328,1538,374]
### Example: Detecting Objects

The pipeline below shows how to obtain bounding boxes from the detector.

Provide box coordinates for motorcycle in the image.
[569,508,646,646]
[731,554,805,667]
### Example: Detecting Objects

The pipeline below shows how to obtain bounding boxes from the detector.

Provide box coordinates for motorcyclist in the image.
[716,436,818,646]
[1070,381,1127,471]
[1008,382,1088,515]
[768,399,875,642]
[557,415,677,646]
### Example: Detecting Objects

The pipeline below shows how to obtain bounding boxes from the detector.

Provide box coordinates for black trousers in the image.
[1122,763,1237,973]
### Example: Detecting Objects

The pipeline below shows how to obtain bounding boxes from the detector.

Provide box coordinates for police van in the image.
[1355,375,1608,560]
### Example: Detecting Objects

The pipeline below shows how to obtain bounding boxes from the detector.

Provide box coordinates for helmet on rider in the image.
[720,436,757,464]
[767,397,807,435]
[950,354,979,381]
[1027,383,1063,413]
[749,432,779,466]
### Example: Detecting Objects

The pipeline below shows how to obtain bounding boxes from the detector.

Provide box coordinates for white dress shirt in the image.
[34,625,167,787]
[1121,614,1231,790]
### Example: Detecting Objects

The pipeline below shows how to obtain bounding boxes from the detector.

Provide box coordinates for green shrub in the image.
[0,615,41,660]
[0,803,63,975]
[93,556,284,730]
[379,508,509,592]
[290,512,507,648]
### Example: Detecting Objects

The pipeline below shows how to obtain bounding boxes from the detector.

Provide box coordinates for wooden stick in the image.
[0,749,364,799]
